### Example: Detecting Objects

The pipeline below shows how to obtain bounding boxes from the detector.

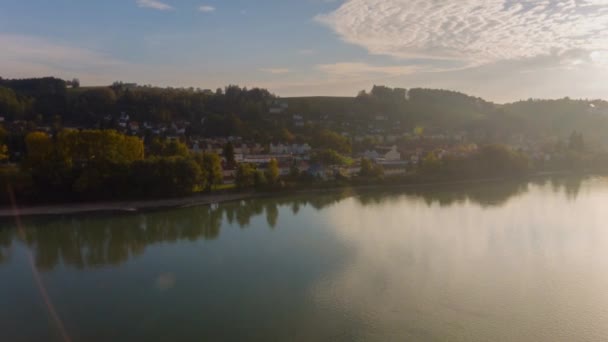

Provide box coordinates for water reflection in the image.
[316,175,607,341]
[0,176,588,270]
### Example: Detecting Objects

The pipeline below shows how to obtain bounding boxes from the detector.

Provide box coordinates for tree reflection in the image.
[354,181,528,208]
[0,175,590,270]
[355,176,585,208]
[550,176,584,200]
[0,227,11,263]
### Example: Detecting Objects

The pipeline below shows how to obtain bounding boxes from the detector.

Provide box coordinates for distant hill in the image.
[3,77,608,146]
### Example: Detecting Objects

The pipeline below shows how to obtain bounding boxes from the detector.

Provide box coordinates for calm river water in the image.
[1,177,608,341]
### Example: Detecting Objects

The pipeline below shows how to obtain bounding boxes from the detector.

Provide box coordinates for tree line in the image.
[4,77,608,149]
[1,129,224,204]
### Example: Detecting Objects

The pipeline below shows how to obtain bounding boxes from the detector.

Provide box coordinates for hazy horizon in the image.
[2,0,608,102]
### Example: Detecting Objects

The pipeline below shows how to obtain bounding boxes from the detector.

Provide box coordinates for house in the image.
[362,145,400,161]
[384,145,401,161]
[249,143,264,154]
[234,144,250,155]
[382,164,408,176]
[362,150,381,160]
[293,143,311,155]
[297,161,311,173]
[269,99,289,114]
[410,154,420,165]
[307,164,333,180]
[191,142,202,153]
[119,112,130,121]
[270,143,289,154]
[293,114,305,127]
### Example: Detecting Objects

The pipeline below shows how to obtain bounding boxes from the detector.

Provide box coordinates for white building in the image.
[384,145,401,161]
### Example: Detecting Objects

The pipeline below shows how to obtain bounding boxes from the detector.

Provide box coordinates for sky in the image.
[2,0,608,102]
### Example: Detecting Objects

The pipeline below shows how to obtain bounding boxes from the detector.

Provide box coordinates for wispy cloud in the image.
[0,33,127,83]
[260,68,291,74]
[316,62,421,78]
[136,0,173,11]
[198,5,215,13]
[316,0,608,67]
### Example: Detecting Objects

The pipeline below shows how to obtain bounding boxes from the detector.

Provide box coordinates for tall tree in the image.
[223,142,236,168]
[235,163,255,189]
[265,158,280,185]
[202,153,223,191]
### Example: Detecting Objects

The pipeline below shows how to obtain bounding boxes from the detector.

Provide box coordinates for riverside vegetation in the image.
[1,77,608,205]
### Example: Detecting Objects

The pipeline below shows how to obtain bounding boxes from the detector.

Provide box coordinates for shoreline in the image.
[0,172,585,218]
[0,192,263,218]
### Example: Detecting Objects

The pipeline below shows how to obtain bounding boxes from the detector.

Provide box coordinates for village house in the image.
[269,143,311,155]
[362,145,401,161]
[269,99,289,114]
[293,114,305,127]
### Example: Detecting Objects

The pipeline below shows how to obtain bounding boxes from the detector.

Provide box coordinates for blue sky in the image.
[2,0,608,102]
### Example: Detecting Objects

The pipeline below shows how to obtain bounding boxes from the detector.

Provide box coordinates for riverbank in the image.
[0,171,587,218]
[0,191,263,218]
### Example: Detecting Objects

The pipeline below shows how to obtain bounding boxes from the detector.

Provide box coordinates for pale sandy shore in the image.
[0,192,260,218]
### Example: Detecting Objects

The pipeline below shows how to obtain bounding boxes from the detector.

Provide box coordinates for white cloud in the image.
[198,5,215,13]
[136,0,173,11]
[260,68,291,74]
[316,0,608,67]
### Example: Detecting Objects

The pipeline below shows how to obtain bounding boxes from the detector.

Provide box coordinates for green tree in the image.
[421,152,441,174]
[0,86,29,120]
[131,157,202,197]
[265,158,280,185]
[0,145,8,162]
[235,163,255,189]
[202,153,223,191]
[72,87,117,122]
[315,129,352,154]
[254,170,267,189]
[569,131,585,152]
[474,144,529,177]
[311,149,348,166]
[164,140,189,157]
[57,129,144,164]
[148,138,189,157]
[24,132,55,167]
[223,142,236,168]
[359,158,384,178]
[288,164,300,180]
[279,128,295,143]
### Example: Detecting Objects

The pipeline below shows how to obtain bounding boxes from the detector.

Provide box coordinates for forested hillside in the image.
[2,77,608,146]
